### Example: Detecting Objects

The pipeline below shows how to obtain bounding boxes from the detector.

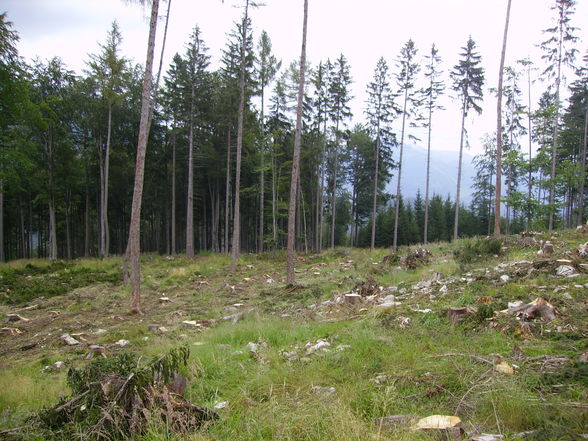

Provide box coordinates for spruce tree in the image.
[450,37,484,240]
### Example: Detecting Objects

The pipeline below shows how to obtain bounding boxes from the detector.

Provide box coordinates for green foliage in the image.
[453,237,503,265]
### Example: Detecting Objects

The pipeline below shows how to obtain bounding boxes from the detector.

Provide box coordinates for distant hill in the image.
[386,144,476,204]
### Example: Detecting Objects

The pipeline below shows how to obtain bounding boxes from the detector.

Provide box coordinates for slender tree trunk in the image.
[330,125,339,249]
[224,130,231,254]
[186,87,195,258]
[393,89,409,252]
[286,0,308,284]
[578,108,587,225]
[128,0,159,314]
[19,202,25,259]
[84,176,90,257]
[0,180,4,262]
[66,188,72,259]
[258,86,265,253]
[171,132,176,254]
[231,0,249,269]
[495,0,512,237]
[453,103,467,240]
[271,149,277,246]
[549,21,564,231]
[103,103,112,257]
[526,64,533,230]
[318,119,326,252]
[370,134,380,250]
[424,101,433,244]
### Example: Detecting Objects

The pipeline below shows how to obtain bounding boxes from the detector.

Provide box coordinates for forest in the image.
[0,0,586,264]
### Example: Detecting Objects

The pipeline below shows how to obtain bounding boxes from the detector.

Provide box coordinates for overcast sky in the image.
[2,0,587,155]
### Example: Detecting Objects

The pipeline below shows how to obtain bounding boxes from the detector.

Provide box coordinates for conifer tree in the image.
[365,57,397,250]
[451,37,484,240]
[422,44,445,244]
[539,0,578,230]
[393,39,420,252]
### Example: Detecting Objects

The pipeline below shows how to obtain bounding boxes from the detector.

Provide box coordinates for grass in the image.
[1,231,587,440]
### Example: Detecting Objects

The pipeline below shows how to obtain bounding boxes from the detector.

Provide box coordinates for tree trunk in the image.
[549,19,564,232]
[453,103,467,241]
[330,126,339,249]
[224,130,231,254]
[84,176,90,257]
[0,180,4,262]
[578,108,587,225]
[526,63,533,231]
[393,88,409,252]
[271,148,277,246]
[129,0,159,314]
[370,133,380,250]
[186,86,195,258]
[495,0,512,237]
[286,0,308,284]
[103,103,112,257]
[66,187,72,259]
[171,131,176,254]
[231,0,249,269]
[424,99,433,244]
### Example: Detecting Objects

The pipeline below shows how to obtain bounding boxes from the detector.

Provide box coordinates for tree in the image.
[393,39,420,252]
[128,0,160,314]
[365,57,396,250]
[422,44,445,244]
[327,54,352,249]
[86,21,128,258]
[255,30,281,253]
[451,37,485,240]
[0,12,22,261]
[286,0,308,285]
[494,0,512,237]
[231,0,257,269]
[539,0,579,231]
[182,27,210,258]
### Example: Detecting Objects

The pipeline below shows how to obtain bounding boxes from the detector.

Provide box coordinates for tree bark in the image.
[495,0,512,237]
[103,103,112,257]
[453,102,467,241]
[370,133,380,250]
[579,108,588,225]
[231,0,249,269]
[84,176,90,257]
[129,0,159,314]
[330,125,339,249]
[424,90,434,244]
[0,180,4,262]
[224,130,231,254]
[171,131,176,254]
[286,0,308,284]
[393,88,409,252]
[186,86,195,258]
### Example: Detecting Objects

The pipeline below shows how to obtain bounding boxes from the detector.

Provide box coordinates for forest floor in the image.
[0,230,587,441]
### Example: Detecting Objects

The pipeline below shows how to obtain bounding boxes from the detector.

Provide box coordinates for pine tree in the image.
[422,44,445,244]
[393,39,420,252]
[365,57,397,250]
[450,36,484,240]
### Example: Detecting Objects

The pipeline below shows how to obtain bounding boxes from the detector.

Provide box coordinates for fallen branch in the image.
[425,353,494,365]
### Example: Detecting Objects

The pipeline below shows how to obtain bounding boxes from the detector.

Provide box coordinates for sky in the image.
[2,0,587,156]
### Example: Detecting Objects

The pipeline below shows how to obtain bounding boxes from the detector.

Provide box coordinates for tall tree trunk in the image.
[103,103,112,257]
[424,99,433,244]
[128,0,159,314]
[453,103,467,241]
[84,176,90,257]
[549,18,564,232]
[19,202,26,259]
[171,131,176,254]
[66,187,72,259]
[286,0,308,284]
[258,86,265,253]
[318,119,327,252]
[224,130,231,254]
[578,108,588,225]
[330,125,339,249]
[495,0,512,237]
[231,0,249,269]
[271,149,277,246]
[0,180,4,262]
[526,63,533,231]
[393,89,409,252]
[370,133,380,250]
[186,86,195,258]
[46,132,57,262]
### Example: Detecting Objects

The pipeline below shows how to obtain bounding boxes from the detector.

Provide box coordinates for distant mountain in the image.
[386,144,476,204]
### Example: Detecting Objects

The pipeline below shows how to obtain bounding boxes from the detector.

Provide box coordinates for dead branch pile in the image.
[37,346,218,440]
[401,248,432,269]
